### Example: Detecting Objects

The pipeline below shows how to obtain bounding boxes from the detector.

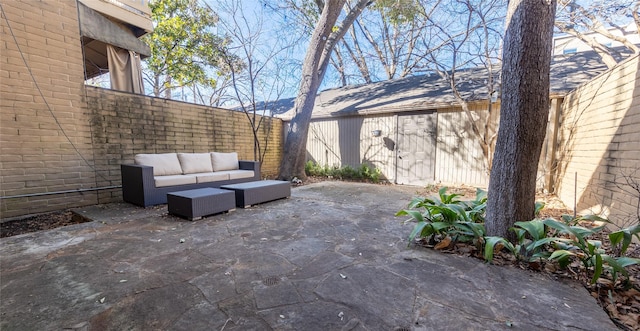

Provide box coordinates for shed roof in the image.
[274,50,615,120]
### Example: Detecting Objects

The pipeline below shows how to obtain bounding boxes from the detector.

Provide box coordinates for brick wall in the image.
[555,55,640,226]
[85,87,283,204]
[0,0,98,218]
[1,0,283,219]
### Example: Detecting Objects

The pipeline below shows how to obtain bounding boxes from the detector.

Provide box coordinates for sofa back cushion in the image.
[135,153,183,176]
[178,153,214,174]
[211,152,239,171]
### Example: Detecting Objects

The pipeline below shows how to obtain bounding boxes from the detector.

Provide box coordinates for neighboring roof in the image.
[273,49,614,120]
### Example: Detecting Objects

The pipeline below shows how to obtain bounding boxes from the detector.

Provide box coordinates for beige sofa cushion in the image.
[154,175,197,187]
[178,153,213,174]
[211,152,239,171]
[220,170,255,180]
[193,172,230,183]
[135,153,183,176]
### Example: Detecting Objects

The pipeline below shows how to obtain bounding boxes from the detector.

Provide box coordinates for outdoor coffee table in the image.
[167,188,235,220]
[221,180,291,208]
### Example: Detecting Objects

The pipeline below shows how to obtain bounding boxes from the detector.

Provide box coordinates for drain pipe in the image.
[0,186,122,199]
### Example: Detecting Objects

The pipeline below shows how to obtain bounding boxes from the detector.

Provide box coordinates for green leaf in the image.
[609,224,640,255]
[543,218,592,248]
[452,222,485,239]
[474,188,487,203]
[549,249,575,260]
[615,256,640,268]
[430,222,453,232]
[408,221,429,244]
[527,237,560,252]
[400,210,425,223]
[549,249,575,268]
[484,236,515,263]
[514,220,546,241]
[407,196,433,209]
[578,214,611,224]
[591,254,603,284]
[438,187,449,201]
[560,214,576,225]
[534,201,545,216]
[446,204,470,222]
[601,255,631,281]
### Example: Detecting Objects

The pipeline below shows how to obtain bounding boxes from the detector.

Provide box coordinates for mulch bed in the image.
[0,210,91,238]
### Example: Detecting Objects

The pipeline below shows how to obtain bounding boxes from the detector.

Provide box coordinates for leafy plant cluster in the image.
[397,187,640,285]
[305,161,382,183]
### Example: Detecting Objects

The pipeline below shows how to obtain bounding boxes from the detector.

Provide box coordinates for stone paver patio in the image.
[0,182,616,330]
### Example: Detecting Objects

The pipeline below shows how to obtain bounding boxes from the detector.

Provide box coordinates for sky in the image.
[87,0,638,107]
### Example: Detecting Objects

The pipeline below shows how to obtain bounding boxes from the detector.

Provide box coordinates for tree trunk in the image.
[485,0,556,241]
[278,0,345,181]
[278,0,369,181]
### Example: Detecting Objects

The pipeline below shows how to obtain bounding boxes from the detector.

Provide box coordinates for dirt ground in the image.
[0,210,90,238]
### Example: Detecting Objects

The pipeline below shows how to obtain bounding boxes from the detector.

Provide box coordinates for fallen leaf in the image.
[434,237,452,250]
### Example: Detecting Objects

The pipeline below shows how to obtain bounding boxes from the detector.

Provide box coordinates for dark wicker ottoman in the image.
[167,188,235,220]
[221,180,291,208]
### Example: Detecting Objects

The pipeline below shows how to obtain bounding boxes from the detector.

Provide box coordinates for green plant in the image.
[485,219,558,263]
[359,164,381,182]
[304,161,382,183]
[485,215,640,284]
[545,216,640,284]
[544,216,609,283]
[397,187,487,248]
[608,224,640,256]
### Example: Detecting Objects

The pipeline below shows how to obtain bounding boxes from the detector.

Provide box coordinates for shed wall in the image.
[306,115,396,181]
[304,101,500,187]
[435,102,499,187]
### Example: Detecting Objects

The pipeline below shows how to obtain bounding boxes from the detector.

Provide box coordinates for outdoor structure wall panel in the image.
[305,116,396,182]
[555,55,640,226]
[434,103,498,187]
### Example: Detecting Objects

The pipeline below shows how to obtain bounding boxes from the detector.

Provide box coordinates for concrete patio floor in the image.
[0,181,616,330]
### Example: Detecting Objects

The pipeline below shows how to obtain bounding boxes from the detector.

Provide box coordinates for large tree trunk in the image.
[485,0,557,241]
[278,0,345,181]
[278,0,369,180]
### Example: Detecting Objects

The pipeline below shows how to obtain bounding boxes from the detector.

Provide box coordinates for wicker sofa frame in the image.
[121,161,260,207]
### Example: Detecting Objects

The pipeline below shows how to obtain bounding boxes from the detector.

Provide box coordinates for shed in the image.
[275,51,610,187]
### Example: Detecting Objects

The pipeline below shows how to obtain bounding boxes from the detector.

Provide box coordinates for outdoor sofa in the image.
[121,152,260,207]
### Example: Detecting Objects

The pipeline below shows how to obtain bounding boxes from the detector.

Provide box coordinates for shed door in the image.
[396,112,437,185]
